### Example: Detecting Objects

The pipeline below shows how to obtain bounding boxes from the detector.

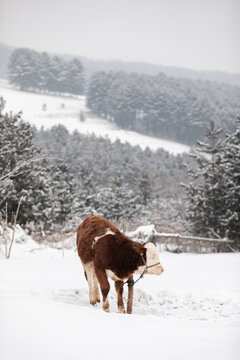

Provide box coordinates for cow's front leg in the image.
[115,280,126,314]
[95,269,110,312]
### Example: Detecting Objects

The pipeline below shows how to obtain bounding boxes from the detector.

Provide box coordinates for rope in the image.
[124,261,161,286]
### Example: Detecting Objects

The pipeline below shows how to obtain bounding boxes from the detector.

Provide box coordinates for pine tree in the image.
[87,72,113,118]
[9,48,85,95]
[64,58,85,95]
[48,161,76,224]
[183,120,226,237]
[138,167,153,205]
[72,165,96,216]
[0,98,49,224]
[9,48,40,90]
[220,118,240,242]
[39,52,51,90]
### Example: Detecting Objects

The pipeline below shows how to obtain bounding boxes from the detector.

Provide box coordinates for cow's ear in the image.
[144,242,155,250]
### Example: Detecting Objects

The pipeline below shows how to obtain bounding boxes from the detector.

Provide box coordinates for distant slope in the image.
[0,42,239,86]
[0,81,190,155]
[77,56,240,86]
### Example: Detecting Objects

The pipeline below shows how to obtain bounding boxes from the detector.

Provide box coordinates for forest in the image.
[87,71,240,144]
[0,97,239,246]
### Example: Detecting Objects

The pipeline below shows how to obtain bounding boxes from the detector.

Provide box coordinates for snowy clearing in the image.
[0,80,190,155]
[0,239,240,360]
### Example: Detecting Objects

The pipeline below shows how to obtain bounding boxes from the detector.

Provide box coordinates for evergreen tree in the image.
[138,167,153,205]
[39,52,51,90]
[87,71,114,118]
[9,48,40,90]
[72,165,96,216]
[64,58,85,95]
[9,48,85,95]
[0,98,49,224]
[183,120,226,237]
[48,161,76,224]
[220,118,240,242]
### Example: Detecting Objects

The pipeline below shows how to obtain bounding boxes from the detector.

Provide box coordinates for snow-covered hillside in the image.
[1,238,240,360]
[0,81,190,155]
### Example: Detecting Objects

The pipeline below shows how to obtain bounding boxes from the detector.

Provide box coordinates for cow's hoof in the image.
[118,306,126,314]
[90,300,97,306]
[103,304,110,312]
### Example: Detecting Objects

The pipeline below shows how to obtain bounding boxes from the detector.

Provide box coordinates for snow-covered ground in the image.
[0,80,190,155]
[1,237,240,360]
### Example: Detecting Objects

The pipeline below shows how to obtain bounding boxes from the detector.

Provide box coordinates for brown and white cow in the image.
[77,215,164,313]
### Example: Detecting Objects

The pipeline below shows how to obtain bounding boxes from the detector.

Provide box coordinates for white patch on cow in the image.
[134,265,146,275]
[94,228,115,242]
[106,270,122,281]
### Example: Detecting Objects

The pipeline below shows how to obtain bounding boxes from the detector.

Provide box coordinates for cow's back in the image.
[77,215,120,264]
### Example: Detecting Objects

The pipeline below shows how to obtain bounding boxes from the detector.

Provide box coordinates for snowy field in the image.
[0,80,190,155]
[1,237,240,360]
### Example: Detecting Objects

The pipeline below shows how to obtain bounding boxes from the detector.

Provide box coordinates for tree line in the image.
[87,71,240,145]
[8,48,85,95]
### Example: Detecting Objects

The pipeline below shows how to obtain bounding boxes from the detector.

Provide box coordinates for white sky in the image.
[0,0,239,73]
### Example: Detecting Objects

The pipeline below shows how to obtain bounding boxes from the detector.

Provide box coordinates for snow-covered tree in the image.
[219,118,240,242]
[9,48,85,95]
[9,48,40,90]
[0,98,49,223]
[64,58,85,95]
[87,71,113,118]
[138,167,153,205]
[47,161,76,224]
[183,120,226,237]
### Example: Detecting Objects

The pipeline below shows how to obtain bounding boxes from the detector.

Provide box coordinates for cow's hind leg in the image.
[115,280,126,314]
[84,262,98,306]
[95,268,110,312]
[93,272,101,303]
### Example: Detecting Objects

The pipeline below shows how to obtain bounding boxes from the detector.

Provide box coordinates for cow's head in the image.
[144,242,164,275]
[135,242,164,275]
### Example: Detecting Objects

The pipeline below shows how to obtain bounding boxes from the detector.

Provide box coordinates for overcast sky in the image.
[0,0,239,73]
